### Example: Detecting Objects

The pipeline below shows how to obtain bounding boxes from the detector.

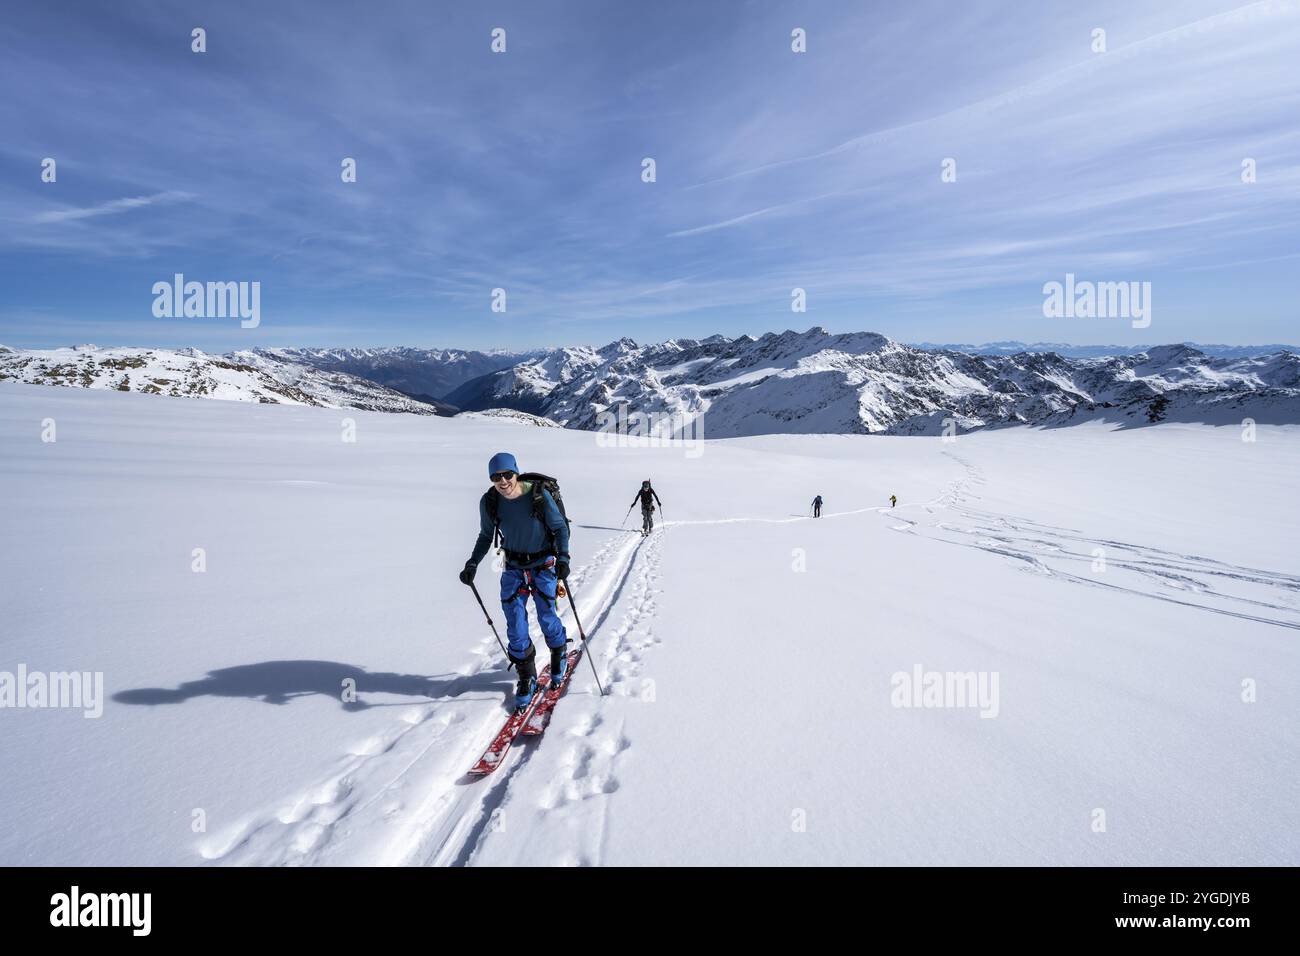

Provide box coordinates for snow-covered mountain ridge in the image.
[0,345,443,414]
[445,327,1300,436]
[4,329,1297,434]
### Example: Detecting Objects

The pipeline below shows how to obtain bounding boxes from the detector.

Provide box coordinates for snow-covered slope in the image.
[1,381,1296,866]
[459,408,563,428]
[446,328,1300,437]
[0,345,442,414]
[224,349,453,414]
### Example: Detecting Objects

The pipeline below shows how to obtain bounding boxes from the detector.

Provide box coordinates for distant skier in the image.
[459,452,570,712]
[631,479,662,535]
[812,495,823,518]
[890,494,897,508]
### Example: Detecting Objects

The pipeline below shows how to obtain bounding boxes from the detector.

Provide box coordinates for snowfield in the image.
[1,381,1296,866]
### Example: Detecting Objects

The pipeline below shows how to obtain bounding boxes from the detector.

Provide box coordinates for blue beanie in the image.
[488,452,519,477]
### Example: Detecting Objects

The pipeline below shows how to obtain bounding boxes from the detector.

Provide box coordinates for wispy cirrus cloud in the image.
[686,1,1298,190]
[30,190,196,224]
[0,0,1298,350]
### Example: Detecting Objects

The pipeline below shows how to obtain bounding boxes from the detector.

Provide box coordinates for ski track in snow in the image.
[199,527,656,866]
[907,452,1300,631]
[396,529,656,867]
[527,530,659,866]
[204,522,672,868]
[201,449,1297,866]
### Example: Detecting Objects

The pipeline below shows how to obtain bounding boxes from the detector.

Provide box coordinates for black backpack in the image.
[484,472,570,552]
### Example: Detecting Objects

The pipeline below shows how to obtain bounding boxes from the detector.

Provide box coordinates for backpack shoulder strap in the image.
[514,472,549,521]
[483,488,502,549]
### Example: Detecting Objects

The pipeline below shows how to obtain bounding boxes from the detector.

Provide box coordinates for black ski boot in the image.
[550,645,568,686]
[510,645,538,712]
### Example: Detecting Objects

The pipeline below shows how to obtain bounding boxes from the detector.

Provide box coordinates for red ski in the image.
[522,649,583,737]
[468,669,552,776]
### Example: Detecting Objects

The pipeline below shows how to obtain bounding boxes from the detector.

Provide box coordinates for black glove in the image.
[459,561,477,585]
[555,560,570,581]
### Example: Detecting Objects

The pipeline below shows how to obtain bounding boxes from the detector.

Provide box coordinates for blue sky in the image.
[2,0,1298,351]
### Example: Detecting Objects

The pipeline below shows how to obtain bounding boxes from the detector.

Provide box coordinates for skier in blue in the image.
[459,453,570,711]
[812,495,823,517]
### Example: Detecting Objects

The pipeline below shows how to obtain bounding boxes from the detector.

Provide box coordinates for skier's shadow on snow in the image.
[112,660,509,710]
[576,523,639,533]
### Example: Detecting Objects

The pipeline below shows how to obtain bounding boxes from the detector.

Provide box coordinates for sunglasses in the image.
[491,470,516,483]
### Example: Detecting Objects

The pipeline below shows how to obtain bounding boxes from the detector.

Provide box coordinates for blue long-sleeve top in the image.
[470,482,570,569]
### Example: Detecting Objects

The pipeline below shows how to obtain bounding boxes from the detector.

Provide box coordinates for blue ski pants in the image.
[499,564,568,658]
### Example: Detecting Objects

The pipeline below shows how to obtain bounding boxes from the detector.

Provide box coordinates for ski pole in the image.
[564,587,606,697]
[467,580,513,670]
[621,504,634,528]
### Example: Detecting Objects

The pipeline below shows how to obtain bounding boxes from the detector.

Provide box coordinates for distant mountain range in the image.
[3,330,1297,434]
[438,328,1300,436]
[250,346,540,399]
[908,341,1298,359]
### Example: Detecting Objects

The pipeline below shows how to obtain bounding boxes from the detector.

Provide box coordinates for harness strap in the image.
[504,547,556,567]
[501,559,559,609]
